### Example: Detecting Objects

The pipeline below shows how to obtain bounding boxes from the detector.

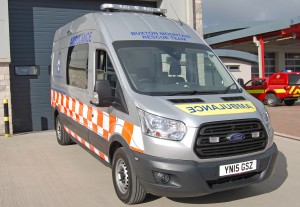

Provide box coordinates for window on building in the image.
[226,65,240,71]
[285,53,300,72]
[251,53,275,78]
[95,50,117,96]
[67,44,88,89]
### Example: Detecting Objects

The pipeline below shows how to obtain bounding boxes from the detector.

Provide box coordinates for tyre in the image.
[55,115,72,145]
[284,100,296,106]
[112,147,146,204]
[266,93,278,107]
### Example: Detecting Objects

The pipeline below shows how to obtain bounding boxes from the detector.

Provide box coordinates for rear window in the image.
[288,74,300,85]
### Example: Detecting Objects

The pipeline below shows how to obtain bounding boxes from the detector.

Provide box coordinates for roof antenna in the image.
[169,1,183,26]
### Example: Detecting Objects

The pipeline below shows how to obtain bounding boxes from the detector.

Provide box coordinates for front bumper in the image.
[132,143,278,198]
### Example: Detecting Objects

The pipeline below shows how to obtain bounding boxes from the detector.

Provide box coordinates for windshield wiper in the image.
[220,83,239,94]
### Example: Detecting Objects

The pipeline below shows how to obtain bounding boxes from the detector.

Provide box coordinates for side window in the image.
[96,50,117,95]
[256,80,264,86]
[67,44,88,89]
[245,80,255,87]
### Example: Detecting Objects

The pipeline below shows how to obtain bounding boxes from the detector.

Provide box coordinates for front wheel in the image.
[266,93,279,107]
[112,147,146,204]
[284,100,296,106]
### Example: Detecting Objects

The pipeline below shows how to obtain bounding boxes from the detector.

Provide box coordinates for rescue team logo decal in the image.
[175,101,256,116]
[130,31,192,41]
[57,52,61,73]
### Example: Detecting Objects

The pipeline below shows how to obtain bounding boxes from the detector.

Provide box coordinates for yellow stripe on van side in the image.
[274,89,286,93]
[289,86,295,94]
[246,90,264,94]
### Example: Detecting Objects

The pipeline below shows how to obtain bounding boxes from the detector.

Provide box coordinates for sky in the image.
[202,0,300,28]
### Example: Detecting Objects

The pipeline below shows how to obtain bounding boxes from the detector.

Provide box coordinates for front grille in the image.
[207,172,260,190]
[194,119,267,159]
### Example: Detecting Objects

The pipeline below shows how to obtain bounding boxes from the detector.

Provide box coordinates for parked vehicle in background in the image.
[244,72,300,106]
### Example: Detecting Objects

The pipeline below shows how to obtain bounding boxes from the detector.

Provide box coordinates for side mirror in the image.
[237,78,245,88]
[91,80,114,107]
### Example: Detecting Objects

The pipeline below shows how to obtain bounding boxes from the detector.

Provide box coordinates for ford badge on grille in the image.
[227,133,245,142]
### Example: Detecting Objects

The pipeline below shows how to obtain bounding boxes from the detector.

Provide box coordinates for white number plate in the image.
[219,160,257,176]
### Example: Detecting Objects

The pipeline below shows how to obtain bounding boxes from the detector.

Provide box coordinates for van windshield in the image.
[113,41,240,96]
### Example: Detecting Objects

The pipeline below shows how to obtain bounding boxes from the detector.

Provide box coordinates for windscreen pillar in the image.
[253,36,265,78]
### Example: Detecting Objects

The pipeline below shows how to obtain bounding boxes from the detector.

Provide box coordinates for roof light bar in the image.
[100,3,166,16]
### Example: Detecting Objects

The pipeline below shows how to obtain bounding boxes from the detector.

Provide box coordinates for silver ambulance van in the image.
[50,4,278,204]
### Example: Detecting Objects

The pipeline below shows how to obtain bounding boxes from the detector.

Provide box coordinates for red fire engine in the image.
[244,72,300,106]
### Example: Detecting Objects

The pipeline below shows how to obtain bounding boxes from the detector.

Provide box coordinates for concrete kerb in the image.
[274,132,300,141]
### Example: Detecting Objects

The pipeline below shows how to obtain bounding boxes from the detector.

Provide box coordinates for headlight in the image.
[261,110,272,130]
[138,109,186,141]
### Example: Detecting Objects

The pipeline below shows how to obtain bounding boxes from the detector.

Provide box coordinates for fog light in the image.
[153,172,170,184]
[252,132,260,138]
[209,137,220,143]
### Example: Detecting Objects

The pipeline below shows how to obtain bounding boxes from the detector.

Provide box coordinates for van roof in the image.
[54,12,204,44]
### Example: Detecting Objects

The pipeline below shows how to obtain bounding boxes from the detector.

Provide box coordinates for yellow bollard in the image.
[3,99,10,137]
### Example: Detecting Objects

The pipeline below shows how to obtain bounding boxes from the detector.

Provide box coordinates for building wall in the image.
[221,58,252,82]
[159,0,202,35]
[0,0,13,135]
[224,43,300,73]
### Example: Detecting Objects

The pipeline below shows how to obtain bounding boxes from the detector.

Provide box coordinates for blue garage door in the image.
[9,0,157,133]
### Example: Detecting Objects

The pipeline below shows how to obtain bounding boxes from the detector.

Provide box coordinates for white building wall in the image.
[159,0,202,35]
[221,58,252,82]
[0,0,12,135]
[0,0,10,62]
[226,43,300,73]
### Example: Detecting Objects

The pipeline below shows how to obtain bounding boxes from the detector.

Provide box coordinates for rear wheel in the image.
[55,115,72,145]
[266,93,278,107]
[284,100,296,106]
[112,147,146,204]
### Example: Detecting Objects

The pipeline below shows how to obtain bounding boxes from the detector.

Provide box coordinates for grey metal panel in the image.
[205,20,292,45]
[214,49,258,63]
[9,0,157,133]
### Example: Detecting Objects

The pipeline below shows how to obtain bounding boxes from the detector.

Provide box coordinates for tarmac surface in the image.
[266,101,300,140]
[0,132,299,207]
[0,102,299,206]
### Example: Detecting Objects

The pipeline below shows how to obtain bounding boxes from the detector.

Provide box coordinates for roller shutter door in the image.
[8,0,156,133]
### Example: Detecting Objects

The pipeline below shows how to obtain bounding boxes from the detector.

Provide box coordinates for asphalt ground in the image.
[266,101,300,140]
[0,102,299,206]
[0,132,299,207]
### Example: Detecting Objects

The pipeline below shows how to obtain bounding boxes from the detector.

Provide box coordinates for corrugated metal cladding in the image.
[8,0,157,133]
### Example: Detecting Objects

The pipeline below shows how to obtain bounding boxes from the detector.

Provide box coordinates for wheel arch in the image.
[53,108,59,129]
[108,134,132,165]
